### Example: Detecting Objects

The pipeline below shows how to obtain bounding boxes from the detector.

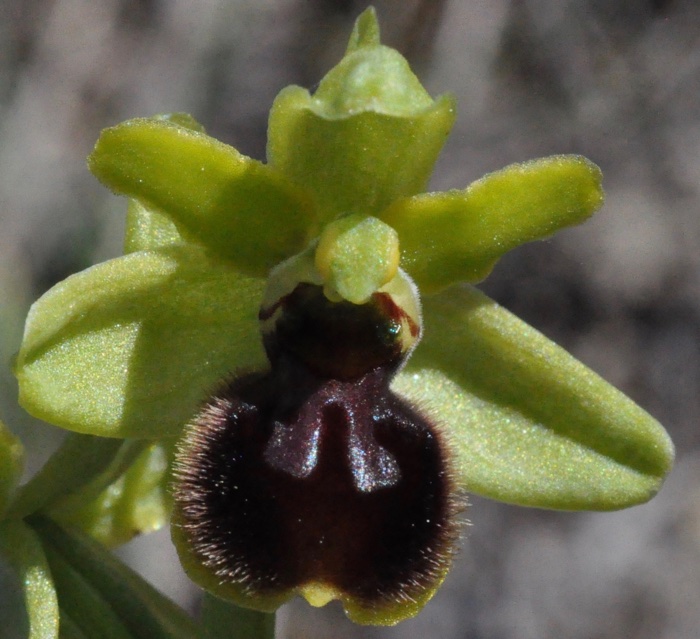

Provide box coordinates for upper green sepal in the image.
[394,285,674,511]
[266,8,455,221]
[88,117,318,275]
[381,155,604,292]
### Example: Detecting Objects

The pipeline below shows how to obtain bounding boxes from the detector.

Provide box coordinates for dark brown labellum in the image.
[173,282,462,624]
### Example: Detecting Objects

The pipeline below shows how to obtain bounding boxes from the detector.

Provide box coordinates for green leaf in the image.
[380,155,604,292]
[15,245,267,438]
[393,285,674,510]
[29,515,201,639]
[200,593,275,639]
[57,609,89,639]
[43,548,135,639]
[267,9,455,221]
[0,418,24,517]
[8,434,126,520]
[0,519,59,639]
[52,442,170,548]
[89,117,318,276]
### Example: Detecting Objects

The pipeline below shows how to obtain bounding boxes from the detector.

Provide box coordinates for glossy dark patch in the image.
[261,283,412,380]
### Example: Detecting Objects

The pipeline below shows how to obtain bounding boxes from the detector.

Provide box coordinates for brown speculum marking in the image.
[174,283,459,613]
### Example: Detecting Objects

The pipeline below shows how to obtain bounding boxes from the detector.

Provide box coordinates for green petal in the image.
[52,442,170,548]
[0,519,59,639]
[394,285,674,510]
[29,515,201,639]
[15,245,267,438]
[89,117,317,275]
[266,9,455,221]
[380,155,604,292]
[0,419,24,517]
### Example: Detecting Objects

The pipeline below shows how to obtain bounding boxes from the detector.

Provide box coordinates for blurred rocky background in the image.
[2,0,700,637]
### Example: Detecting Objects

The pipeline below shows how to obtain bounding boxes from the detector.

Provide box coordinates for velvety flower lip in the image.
[11,5,674,628]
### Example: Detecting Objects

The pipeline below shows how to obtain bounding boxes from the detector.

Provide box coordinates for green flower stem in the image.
[201,593,275,639]
[28,515,201,639]
[0,418,24,517]
[7,434,130,520]
[0,519,59,639]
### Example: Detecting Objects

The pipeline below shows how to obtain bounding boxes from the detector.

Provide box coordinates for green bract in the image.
[13,6,673,627]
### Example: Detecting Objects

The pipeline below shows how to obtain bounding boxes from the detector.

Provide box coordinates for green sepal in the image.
[0,519,59,639]
[394,285,674,510]
[29,515,201,639]
[15,245,267,438]
[7,434,125,520]
[0,419,24,517]
[52,441,170,548]
[380,155,604,292]
[266,8,455,221]
[89,117,318,275]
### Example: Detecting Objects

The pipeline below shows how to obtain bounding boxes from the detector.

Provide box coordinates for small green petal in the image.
[380,155,604,292]
[29,515,201,639]
[123,114,203,255]
[15,245,267,438]
[394,285,674,510]
[0,419,24,517]
[89,117,318,275]
[315,214,400,303]
[266,9,455,220]
[52,442,170,548]
[0,519,59,639]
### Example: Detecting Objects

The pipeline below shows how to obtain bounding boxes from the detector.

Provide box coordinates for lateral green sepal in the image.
[15,245,267,438]
[394,285,674,510]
